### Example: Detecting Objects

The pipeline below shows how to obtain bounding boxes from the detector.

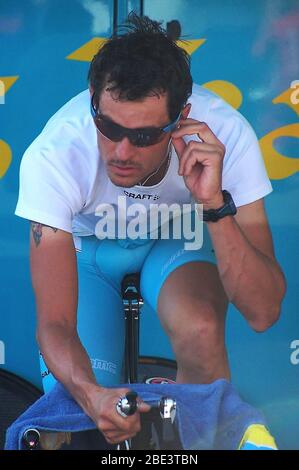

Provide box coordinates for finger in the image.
[178,142,219,175]
[137,401,151,413]
[101,424,137,444]
[104,431,136,443]
[104,420,141,443]
[172,125,215,145]
[113,403,145,429]
[104,434,130,445]
[171,136,186,160]
[183,151,215,177]
[100,413,133,433]
[172,120,220,145]
[111,415,136,432]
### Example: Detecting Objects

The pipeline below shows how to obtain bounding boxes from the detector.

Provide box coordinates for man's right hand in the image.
[87,386,151,444]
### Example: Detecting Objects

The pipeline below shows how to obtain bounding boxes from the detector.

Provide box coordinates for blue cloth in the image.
[5,379,266,450]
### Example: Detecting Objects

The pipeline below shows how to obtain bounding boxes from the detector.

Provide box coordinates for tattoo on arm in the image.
[30,222,58,247]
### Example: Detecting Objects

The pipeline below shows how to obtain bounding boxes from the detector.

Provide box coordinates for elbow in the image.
[250,273,287,333]
[249,303,283,333]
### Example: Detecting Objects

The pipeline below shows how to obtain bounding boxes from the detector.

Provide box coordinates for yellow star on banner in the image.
[66,38,205,62]
[0,140,12,178]
[66,38,107,62]
[0,76,19,97]
[176,39,206,55]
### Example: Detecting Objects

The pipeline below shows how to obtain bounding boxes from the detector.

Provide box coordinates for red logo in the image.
[145,377,176,385]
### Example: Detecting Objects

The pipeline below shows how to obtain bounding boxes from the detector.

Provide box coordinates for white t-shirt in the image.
[15,84,272,247]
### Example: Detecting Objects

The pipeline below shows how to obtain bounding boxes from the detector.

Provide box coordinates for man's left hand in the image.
[171,118,225,209]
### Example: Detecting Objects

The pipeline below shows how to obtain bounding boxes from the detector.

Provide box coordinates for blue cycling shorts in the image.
[40,219,216,392]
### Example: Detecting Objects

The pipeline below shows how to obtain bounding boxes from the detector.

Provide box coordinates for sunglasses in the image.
[90,93,181,147]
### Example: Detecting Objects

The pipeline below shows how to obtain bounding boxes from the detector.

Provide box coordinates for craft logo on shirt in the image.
[123,190,160,201]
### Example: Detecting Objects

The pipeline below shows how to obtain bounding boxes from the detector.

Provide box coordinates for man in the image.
[15,13,286,445]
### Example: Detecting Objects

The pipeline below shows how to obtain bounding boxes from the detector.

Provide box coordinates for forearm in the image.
[37,323,102,416]
[207,215,286,330]
[37,323,145,445]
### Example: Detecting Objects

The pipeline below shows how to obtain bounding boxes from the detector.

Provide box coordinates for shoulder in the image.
[22,89,98,175]
[39,89,96,148]
[189,84,255,143]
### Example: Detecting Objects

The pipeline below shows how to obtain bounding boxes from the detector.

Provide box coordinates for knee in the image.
[164,300,225,353]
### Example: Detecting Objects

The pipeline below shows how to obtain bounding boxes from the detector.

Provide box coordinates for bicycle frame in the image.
[121,273,143,384]
[120,273,181,450]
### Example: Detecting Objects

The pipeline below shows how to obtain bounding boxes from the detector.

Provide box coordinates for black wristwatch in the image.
[203,190,237,222]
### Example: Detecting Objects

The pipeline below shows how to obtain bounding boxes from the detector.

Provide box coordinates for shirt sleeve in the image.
[15,122,86,232]
[203,94,273,208]
[221,121,272,207]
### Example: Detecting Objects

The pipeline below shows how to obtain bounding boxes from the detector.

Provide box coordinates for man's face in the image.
[94,89,173,187]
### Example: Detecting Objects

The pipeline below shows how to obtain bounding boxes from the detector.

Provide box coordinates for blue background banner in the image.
[0,0,298,449]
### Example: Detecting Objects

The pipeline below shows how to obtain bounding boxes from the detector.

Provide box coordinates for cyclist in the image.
[15,13,286,446]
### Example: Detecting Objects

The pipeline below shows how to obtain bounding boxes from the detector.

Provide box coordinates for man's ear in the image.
[89,85,94,96]
[180,103,191,120]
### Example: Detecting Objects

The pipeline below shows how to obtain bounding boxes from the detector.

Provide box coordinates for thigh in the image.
[156,261,228,338]
[140,222,218,311]
[76,236,157,386]
[76,236,131,387]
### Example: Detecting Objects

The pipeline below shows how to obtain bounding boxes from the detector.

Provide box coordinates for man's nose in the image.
[115,137,136,161]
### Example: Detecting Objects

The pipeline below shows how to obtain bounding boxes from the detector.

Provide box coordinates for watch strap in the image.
[203,190,237,222]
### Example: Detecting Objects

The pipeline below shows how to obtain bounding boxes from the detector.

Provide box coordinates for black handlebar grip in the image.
[116,391,138,417]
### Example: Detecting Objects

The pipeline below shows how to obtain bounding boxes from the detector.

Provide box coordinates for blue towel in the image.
[5,379,266,450]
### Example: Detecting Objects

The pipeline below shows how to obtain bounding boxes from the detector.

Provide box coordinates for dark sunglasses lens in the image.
[132,130,163,147]
[96,118,123,142]
[95,117,164,147]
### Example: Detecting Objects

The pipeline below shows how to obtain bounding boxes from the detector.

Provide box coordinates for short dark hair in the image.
[88,12,193,120]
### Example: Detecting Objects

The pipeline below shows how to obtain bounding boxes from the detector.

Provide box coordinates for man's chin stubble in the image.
[108,174,140,188]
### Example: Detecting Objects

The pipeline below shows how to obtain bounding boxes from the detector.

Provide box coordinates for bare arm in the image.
[30,223,149,444]
[171,116,286,332]
[30,223,100,410]
[206,199,286,331]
